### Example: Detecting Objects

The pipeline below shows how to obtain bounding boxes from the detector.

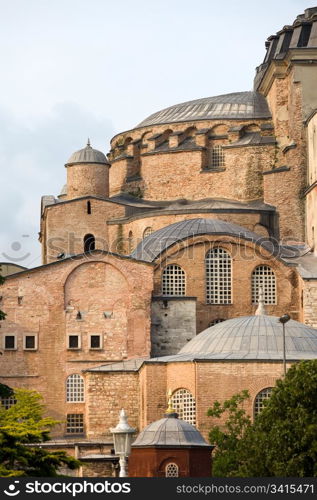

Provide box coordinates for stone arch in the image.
[63,260,130,311]
[209,123,228,136]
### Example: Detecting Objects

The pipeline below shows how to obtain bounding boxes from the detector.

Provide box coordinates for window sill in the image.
[200,167,226,173]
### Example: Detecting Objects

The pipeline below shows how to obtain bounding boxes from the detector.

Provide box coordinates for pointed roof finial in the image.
[165,388,176,415]
[255,286,266,316]
[87,138,91,147]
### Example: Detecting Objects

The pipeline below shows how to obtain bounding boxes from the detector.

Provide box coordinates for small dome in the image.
[136,91,271,128]
[66,139,109,166]
[174,315,317,361]
[132,414,210,448]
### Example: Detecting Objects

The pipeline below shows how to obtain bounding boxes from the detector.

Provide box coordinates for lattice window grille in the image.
[165,463,179,477]
[162,265,186,296]
[66,414,84,434]
[206,248,232,304]
[254,388,272,417]
[143,227,154,239]
[252,266,276,304]
[171,389,196,425]
[211,145,225,168]
[66,374,84,402]
[1,397,17,410]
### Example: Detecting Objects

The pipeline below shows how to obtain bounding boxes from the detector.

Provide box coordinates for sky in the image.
[0,0,311,267]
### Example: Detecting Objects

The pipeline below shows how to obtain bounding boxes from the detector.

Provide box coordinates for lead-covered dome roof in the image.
[131,218,274,262]
[65,140,109,166]
[151,315,317,362]
[132,414,210,448]
[136,91,271,128]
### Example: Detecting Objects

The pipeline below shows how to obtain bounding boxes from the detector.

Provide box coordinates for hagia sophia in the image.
[1,6,317,477]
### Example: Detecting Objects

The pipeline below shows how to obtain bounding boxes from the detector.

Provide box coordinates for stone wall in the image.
[151,297,196,356]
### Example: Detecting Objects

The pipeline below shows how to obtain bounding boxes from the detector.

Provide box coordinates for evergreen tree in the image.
[0,389,80,477]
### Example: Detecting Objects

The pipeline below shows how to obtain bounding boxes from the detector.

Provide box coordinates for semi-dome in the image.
[65,139,109,166]
[132,413,210,448]
[136,91,271,128]
[131,218,274,262]
[153,314,317,362]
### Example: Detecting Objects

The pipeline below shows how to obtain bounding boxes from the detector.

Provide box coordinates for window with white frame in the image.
[89,334,102,350]
[1,396,17,409]
[162,264,186,296]
[254,387,273,417]
[143,227,154,239]
[206,248,232,304]
[252,266,276,304]
[171,389,196,425]
[66,414,84,434]
[67,335,81,350]
[66,374,84,403]
[23,335,37,350]
[210,145,225,168]
[165,463,179,477]
[4,335,16,350]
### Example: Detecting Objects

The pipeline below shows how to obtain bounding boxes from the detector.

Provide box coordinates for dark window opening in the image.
[25,336,35,349]
[298,24,312,47]
[84,234,95,253]
[69,336,79,349]
[5,336,15,349]
[90,335,101,349]
[66,414,84,434]
[87,201,91,215]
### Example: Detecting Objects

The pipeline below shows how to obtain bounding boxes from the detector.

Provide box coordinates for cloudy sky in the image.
[0,0,310,267]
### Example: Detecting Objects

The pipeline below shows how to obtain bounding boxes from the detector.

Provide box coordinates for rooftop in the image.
[136,91,271,128]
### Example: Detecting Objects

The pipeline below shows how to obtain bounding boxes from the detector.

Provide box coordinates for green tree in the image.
[238,360,317,477]
[0,389,80,477]
[208,360,317,477]
[207,390,252,477]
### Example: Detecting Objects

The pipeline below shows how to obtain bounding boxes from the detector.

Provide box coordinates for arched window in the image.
[165,463,179,477]
[162,264,186,296]
[206,248,232,304]
[143,227,153,239]
[1,396,16,409]
[252,266,276,304]
[171,389,196,425]
[66,374,84,403]
[84,234,95,253]
[254,387,273,417]
[211,145,225,168]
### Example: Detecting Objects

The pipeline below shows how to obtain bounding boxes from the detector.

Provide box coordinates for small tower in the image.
[129,391,214,477]
[65,140,110,200]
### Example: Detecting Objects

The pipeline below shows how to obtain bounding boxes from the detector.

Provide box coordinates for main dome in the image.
[65,140,109,166]
[153,315,317,361]
[136,91,271,128]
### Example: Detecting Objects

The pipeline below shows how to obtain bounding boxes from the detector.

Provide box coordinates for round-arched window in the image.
[165,463,179,477]
[206,247,232,304]
[171,389,196,425]
[254,387,272,417]
[84,234,95,253]
[143,227,154,239]
[252,266,276,304]
[66,374,84,402]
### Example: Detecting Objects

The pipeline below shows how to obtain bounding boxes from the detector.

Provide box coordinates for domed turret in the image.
[65,140,110,200]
